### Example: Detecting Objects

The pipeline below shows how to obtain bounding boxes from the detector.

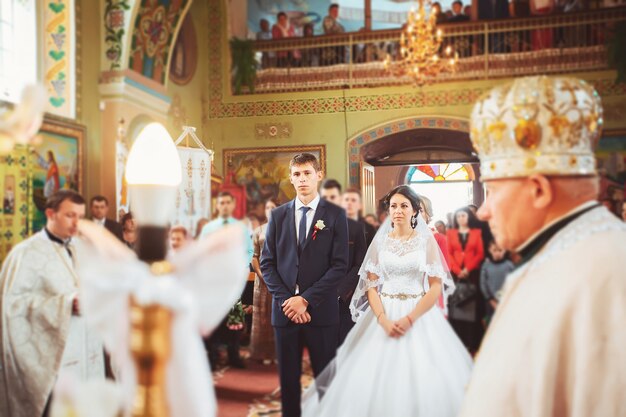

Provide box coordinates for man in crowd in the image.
[342,187,376,247]
[169,225,189,253]
[201,191,253,369]
[449,0,470,21]
[320,179,367,344]
[0,190,104,417]
[90,195,123,241]
[460,76,626,416]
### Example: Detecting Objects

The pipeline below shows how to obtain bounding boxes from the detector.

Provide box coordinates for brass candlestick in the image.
[130,240,173,417]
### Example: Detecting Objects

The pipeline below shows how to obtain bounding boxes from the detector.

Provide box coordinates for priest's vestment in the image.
[0,231,103,417]
[460,206,626,417]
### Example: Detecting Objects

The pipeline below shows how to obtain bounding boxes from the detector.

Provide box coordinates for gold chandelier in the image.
[384,0,459,86]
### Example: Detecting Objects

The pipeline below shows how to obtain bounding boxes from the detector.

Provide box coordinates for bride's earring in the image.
[411,215,417,229]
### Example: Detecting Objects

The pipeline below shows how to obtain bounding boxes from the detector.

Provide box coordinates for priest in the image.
[0,190,104,417]
[460,76,626,416]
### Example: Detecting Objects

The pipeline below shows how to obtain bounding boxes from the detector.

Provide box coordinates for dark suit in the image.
[338,219,367,345]
[103,219,124,242]
[261,197,349,417]
[359,217,376,248]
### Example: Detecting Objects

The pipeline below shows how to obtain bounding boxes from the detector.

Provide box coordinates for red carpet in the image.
[215,360,281,417]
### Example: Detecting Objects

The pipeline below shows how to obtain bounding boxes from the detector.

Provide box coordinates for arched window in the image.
[407,163,472,183]
[0,0,37,103]
[407,163,475,224]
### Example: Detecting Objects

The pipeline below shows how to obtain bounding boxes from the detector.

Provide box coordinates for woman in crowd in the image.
[446,207,485,353]
[249,198,279,363]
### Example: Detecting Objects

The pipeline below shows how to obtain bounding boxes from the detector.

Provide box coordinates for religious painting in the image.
[30,117,85,233]
[222,145,326,220]
[597,130,626,216]
[169,13,198,86]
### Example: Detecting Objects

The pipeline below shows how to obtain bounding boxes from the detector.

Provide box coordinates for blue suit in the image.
[261,197,349,417]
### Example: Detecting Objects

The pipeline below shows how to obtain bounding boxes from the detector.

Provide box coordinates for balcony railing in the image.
[237,7,626,94]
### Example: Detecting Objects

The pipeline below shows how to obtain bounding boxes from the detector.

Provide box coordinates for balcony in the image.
[236,7,626,94]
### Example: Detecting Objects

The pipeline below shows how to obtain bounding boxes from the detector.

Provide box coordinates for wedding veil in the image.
[349,213,455,322]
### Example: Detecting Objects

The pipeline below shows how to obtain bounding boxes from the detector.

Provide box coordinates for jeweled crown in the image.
[470,76,603,181]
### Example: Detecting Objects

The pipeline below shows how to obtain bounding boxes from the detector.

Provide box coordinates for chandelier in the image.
[384,0,458,86]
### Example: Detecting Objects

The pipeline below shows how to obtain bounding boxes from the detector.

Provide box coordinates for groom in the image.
[261,153,349,417]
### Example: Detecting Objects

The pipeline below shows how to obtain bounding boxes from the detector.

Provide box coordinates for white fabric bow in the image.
[74,220,249,417]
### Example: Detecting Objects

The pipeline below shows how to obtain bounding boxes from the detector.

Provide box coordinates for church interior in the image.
[0,0,625,416]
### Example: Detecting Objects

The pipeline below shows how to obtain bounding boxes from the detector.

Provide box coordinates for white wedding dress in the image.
[302,219,473,417]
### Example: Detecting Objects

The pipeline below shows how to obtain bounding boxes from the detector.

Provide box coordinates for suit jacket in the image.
[338,219,367,310]
[104,219,124,242]
[446,228,485,276]
[261,197,349,327]
[359,218,376,248]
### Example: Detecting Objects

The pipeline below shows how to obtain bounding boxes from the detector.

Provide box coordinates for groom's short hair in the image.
[290,153,321,172]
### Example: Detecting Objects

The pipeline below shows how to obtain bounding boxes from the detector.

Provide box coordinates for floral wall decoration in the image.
[104,0,131,70]
[44,0,74,117]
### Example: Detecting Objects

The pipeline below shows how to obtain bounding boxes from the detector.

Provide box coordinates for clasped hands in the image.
[378,313,413,338]
[282,296,311,324]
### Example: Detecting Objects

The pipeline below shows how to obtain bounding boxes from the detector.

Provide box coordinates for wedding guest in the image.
[257,18,273,68]
[363,213,380,230]
[479,240,514,326]
[323,3,345,34]
[90,195,123,241]
[447,207,485,353]
[121,212,136,249]
[321,3,345,65]
[432,2,448,23]
[321,179,367,345]
[435,220,447,235]
[449,0,470,21]
[342,187,376,247]
[201,191,253,369]
[250,198,279,364]
[469,203,493,254]
[622,201,626,221]
[169,225,188,253]
[272,12,301,67]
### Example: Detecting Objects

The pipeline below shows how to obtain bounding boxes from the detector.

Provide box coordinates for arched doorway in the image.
[347,116,483,220]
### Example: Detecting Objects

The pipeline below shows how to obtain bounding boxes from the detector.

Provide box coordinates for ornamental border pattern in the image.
[347,117,470,187]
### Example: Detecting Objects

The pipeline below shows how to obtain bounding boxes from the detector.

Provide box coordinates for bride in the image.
[302,185,473,417]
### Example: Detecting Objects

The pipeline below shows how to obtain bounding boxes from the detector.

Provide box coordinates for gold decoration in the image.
[130,297,172,417]
[383,0,458,86]
[514,119,541,150]
[487,121,507,141]
[470,76,604,180]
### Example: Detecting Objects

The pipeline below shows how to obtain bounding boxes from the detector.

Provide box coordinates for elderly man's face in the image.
[477,179,544,251]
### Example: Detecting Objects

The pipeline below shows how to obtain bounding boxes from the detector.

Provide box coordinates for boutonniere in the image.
[312,220,326,240]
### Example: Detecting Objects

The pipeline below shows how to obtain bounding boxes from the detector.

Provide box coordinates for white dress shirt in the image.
[93,217,106,227]
[295,194,320,241]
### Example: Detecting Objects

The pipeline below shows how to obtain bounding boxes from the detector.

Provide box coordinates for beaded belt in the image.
[381,292,425,300]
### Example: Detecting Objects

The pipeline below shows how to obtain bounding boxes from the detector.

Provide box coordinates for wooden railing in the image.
[236,7,626,94]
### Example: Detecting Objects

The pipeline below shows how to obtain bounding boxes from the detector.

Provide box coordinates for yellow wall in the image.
[72,0,626,203]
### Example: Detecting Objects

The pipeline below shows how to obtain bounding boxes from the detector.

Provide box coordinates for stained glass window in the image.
[407,163,470,183]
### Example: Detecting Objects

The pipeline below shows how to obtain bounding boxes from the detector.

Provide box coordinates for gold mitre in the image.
[470,75,603,181]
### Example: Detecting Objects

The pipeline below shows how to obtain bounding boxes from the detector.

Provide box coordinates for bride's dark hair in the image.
[381,185,422,214]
